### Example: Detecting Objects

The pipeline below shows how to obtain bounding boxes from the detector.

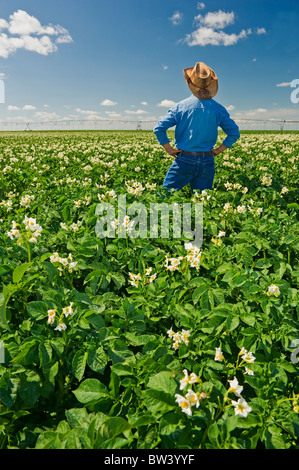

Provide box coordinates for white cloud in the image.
[6,115,30,122]
[100,99,117,106]
[234,108,267,117]
[76,107,99,115]
[105,111,121,118]
[252,58,257,61]
[226,105,235,111]
[0,10,72,58]
[181,9,265,47]
[84,114,103,121]
[169,11,183,26]
[34,111,61,121]
[162,64,168,70]
[157,99,176,107]
[124,109,147,115]
[194,10,235,29]
[256,27,266,35]
[140,101,148,105]
[24,34,58,55]
[7,105,20,110]
[232,107,299,120]
[276,82,292,87]
[184,27,249,46]
[54,26,73,44]
[197,2,205,10]
[8,10,56,36]
[0,19,9,30]
[22,104,36,110]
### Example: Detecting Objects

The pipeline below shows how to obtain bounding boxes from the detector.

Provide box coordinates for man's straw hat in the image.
[183,62,218,100]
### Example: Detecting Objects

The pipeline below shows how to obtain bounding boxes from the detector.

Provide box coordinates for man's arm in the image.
[153,107,180,156]
[214,108,240,155]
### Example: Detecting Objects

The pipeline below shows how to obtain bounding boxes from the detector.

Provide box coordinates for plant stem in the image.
[26,239,31,263]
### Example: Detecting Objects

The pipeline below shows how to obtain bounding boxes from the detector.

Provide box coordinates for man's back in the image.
[154,95,240,152]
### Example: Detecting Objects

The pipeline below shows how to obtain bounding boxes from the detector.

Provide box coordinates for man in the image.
[153,62,240,193]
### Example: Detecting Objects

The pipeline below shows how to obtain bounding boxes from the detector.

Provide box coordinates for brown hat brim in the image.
[183,67,218,100]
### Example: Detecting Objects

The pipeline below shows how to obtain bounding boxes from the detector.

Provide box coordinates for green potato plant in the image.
[0,130,298,449]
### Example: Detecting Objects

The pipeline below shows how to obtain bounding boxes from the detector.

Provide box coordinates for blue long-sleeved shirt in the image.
[153,95,240,152]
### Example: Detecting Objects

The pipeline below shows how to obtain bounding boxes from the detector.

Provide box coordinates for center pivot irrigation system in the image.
[0,118,298,132]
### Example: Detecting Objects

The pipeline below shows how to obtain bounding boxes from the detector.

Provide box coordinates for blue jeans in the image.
[162,152,215,193]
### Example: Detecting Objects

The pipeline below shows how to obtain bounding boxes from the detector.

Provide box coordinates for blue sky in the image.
[0,0,299,126]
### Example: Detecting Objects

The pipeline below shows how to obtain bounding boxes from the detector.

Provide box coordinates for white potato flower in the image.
[228,377,243,397]
[231,398,252,418]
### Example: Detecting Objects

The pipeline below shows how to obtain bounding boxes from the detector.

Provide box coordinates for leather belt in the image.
[181,150,213,156]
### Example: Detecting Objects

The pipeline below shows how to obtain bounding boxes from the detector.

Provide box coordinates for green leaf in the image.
[216,263,233,274]
[125,332,157,346]
[208,422,219,446]
[38,342,52,368]
[18,370,41,406]
[26,301,48,320]
[241,314,256,327]
[0,302,9,330]
[73,378,109,404]
[230,274,247,288]
[84,312,105,330]
[159,412,182,436]
[87,347,107,374]
[42,261,58,282]
[107,339,135,365]
[0,264,12,275]
[128,413,156,428]
[12,262,33,284]
[200,290,212,310]
[35,432,62,449]
[147,371,177,395]
[98,437,130,449]
[109,371,120,397]
[0,372,19,408]
[226,315,240,331]
[0,283,15,329]
[266,426,287,449]
[192,285,208,304]
[187,277,207,287]
[211,288,225,305]
[143,389,175,415]
[96,417,131,445]
[109,272,126,289]
[72,350,88,381]
[11,338,39,365]
[111,363,134,377]
[38,252,52,263]
[226,413,262,431]
[48,361,59,385]
[50,337,65,356]
[65,408,90,428]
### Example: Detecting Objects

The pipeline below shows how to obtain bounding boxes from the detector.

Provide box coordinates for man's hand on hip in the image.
[162,143,181,157]
[212,144,228,156]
